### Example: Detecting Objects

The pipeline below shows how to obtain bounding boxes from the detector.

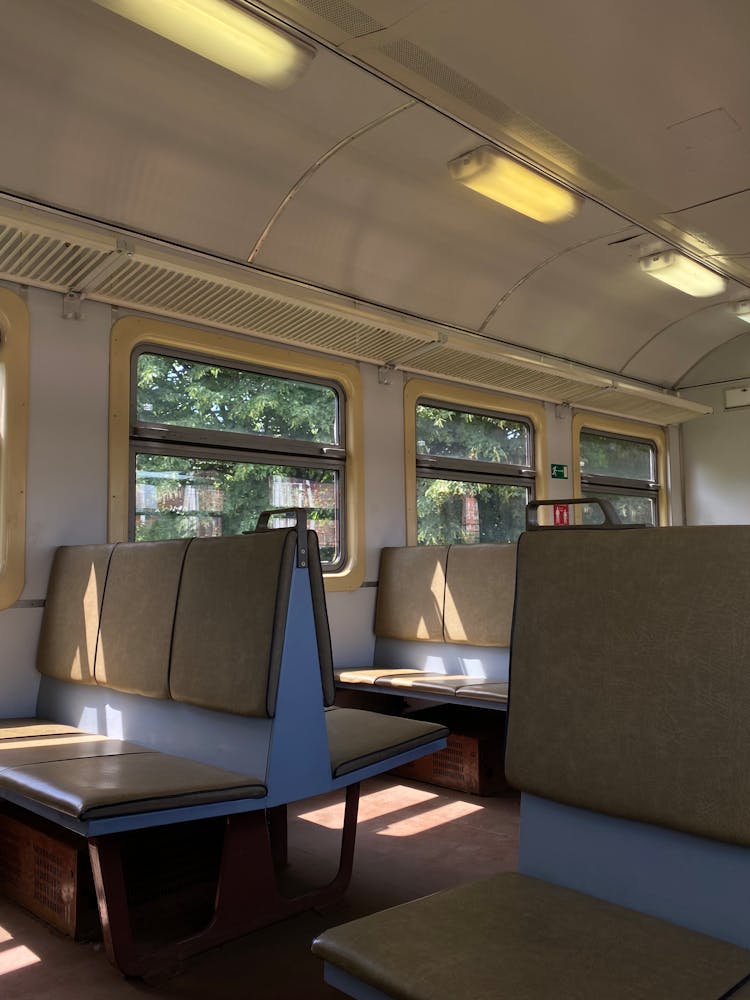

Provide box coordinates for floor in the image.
[0,777,520,1000]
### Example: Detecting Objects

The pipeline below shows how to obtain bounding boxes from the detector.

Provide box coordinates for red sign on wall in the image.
[553,503,570,526]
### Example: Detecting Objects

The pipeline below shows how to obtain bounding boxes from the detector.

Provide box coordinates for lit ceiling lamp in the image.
[639,250,726,297]
[734,301,750,324]
[91,0,315,89]
[447,145,583,224]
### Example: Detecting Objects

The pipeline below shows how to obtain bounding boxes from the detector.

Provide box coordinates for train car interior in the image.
[0,1,749,996]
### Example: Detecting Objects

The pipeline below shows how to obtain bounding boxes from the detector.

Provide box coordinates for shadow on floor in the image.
[0,777,519,1000]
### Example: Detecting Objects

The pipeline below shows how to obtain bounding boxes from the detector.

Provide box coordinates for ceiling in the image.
[1,0,748,410]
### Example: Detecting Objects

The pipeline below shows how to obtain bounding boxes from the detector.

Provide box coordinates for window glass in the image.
[415,401,533,545]
[579,494,657,526]
[132,351,345,567]
[579,431,654,481]
[417,478,529,545]
[416,404,529,466]
[137,353,338,444]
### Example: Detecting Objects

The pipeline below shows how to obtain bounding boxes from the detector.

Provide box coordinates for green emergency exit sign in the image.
[551,463,569,479]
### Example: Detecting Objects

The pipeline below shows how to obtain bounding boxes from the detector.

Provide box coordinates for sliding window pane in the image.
[137,353,339,444]
[416,477,529,545]
[135,453,340,563]
[416,404,530,466]
[580,431,654,481]
[580,492,657,526]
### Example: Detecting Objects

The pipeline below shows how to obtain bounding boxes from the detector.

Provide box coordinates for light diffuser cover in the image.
[448,146,582,223]
[639,251,726,297]
[92,0,315,89]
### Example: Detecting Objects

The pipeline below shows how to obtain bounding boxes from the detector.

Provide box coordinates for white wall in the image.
[543,402,574,502]
[326,366,407,667]
[681,384,750,525]
[0,285,110,714]
[680,334,750,525]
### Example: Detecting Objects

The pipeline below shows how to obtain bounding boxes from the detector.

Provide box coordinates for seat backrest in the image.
[95,539,189,698]
[375,543,516,647]
[169,530,296,717]
[443,543,516,646]
[37,544,115,684]
[506,525,750,847]
[374,546,448,641]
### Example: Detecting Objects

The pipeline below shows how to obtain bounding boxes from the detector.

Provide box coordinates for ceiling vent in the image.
[0,203,709,426]
[295,0,382,36]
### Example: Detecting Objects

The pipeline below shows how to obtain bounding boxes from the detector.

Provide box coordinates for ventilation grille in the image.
[0,225,111,290]
[97,259,424,362]
[295,0,382,36]
[405,342,709,426]
[379,39,514,126]
[0,209,709,425]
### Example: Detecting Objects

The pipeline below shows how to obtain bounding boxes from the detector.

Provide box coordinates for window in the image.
[409,384,539,545]
[132,350,345,564]
[578,427,661,526]
[0,289,29,609]
[109,316,364,589]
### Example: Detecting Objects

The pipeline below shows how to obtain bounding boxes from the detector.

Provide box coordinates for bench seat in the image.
[0,528,448,977]
[335,544,515,712]
[313,872,750,1000]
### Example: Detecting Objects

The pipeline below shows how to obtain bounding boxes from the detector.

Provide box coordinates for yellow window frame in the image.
[0,288,29,608]
[108,315,364,591]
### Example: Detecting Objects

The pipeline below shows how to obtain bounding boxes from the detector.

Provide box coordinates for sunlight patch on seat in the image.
[0,734,104,750]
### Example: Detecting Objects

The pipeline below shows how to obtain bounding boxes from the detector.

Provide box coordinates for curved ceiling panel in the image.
[621,299,750,387]
[480,235,717,377]
[252,102,626,330]
[0,0,404,260]
[677,331,750,390]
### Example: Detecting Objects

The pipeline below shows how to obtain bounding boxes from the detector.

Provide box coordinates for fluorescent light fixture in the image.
[734,301,750,324]
[639,250,726,297]
[447,146,582,223]
[92,0,315,89]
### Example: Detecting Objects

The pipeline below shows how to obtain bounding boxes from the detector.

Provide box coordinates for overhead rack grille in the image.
[0,205,709,426]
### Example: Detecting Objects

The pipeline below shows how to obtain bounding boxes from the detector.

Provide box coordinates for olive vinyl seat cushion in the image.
[0,748,266,820]
[455,681,508,703]
[313,872,750,1000]
[325,708,448,778]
